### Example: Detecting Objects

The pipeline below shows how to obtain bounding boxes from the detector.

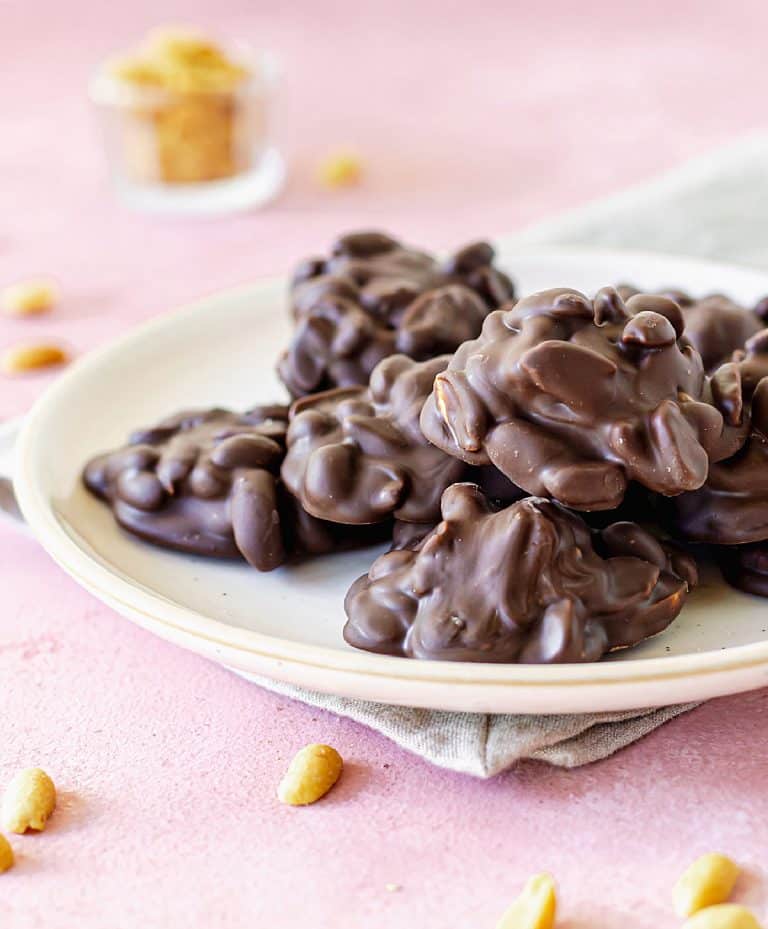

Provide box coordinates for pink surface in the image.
[3,1,768,926]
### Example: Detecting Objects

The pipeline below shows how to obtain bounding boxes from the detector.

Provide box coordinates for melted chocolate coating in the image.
[666,332,768,544]
[391,520,436,551]
[281,355,468,524]
[618,285,768,372]
[719,542,768,597]
[420,287,746,511]
[278,231,515,397]
[83,407,384,570]
[344,484,697,662]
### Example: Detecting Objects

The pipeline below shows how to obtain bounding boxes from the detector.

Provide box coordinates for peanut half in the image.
[1,280,56,317]
[2,768,57,833]
[675,853,741,917]
[682,904,762,929]
[496,873,557,929]
[0,834,14,873]
[277,743,343,806]
[1,343,68,375]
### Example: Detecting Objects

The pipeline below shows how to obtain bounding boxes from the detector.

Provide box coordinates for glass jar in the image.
[90,50,283,215]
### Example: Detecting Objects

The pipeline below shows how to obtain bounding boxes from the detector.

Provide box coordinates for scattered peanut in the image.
[2,768,57,833]
[1,343,68,376]
[277,743,343,806]
[0,834,14,873]
[317,151,363,189]
[682,903,762,929]
[496,873,557,929]
[1,280,56,317]
[675,853,741,917]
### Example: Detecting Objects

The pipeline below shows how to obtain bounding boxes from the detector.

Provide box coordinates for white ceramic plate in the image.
[13,247,768,713]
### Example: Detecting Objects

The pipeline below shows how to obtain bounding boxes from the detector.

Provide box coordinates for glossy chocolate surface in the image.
[278,231,514,397]
[344,484,697,662]
[420,287,745,511]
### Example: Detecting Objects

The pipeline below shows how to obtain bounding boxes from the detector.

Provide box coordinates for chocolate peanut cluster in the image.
[278,231,514,397]
[344,484,697,662]
[282,355,468,524]
[83,406,384,571]
[420,287,746,511]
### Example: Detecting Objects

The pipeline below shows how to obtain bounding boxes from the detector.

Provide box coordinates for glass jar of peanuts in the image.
[90,28,284,214]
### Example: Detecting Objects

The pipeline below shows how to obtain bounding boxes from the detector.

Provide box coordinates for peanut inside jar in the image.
[100,27,262,184]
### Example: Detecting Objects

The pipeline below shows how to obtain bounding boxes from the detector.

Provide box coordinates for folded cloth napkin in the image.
[5,134,768,776]
[242,132,768,776]
[241,675,696,777]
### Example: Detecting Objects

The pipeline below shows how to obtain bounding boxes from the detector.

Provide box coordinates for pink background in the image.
[3,1,768,926]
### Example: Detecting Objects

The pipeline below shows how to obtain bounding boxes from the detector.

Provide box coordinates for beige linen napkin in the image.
[241,675,696,777]
[5,134,768,775]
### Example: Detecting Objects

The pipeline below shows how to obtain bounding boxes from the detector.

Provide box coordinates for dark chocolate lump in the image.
[281,354,468,525]
[420,287,745,511]
[278,231,514,397]
[83,406,383,570]
[344,484,697,662]
[719,542,768,597]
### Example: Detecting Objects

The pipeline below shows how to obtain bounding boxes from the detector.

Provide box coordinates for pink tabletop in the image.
[3,2,768,925]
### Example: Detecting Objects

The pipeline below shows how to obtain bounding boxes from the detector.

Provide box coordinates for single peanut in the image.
[496,873,557,929]
[675,853,741,917]
[277,743,343,806]
[2,343,68,376]
[1,280,56,317]
[682,904,762,929]
[0,834,14,873]
[317,152,362,189]
[2,768,57,833]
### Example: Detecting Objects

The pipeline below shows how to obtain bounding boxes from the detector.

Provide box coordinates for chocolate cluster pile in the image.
[82,231,768,665]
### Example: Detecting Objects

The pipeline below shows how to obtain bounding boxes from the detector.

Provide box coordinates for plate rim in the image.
[14,245,768,697]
